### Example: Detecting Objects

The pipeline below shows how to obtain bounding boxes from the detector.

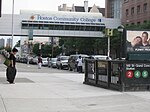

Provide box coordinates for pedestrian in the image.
[76,56,82,73]
[6,47,18,84]
[27,55,29,65]
[141,32,149,46]
[38,55,42,69]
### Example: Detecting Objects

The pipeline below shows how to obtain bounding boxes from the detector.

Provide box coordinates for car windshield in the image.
[61,56,69,60]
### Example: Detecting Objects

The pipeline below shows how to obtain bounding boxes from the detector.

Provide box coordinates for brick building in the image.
[122,0,150,26]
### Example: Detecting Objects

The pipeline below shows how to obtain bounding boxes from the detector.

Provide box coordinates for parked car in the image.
[16,54,21,62]
[68,54,89,72]
[32,56,38,64]
[20,55,27,63]
[42,58,48,66]
[56,56,69,69]
[48,58,57,68]
[28,55,36,64]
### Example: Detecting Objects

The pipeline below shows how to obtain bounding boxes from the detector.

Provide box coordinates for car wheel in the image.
[60,64,63,69]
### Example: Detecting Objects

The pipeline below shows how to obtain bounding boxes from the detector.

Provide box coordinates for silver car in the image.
[48,58,57,68]
[56,56,69,69]
[42,58,48,66]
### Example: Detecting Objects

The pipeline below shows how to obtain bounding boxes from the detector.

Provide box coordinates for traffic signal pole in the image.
[106,28,113,57]
[107,36,110,57]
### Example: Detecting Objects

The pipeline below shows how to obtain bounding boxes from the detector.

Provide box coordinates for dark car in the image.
[68,54,89,71]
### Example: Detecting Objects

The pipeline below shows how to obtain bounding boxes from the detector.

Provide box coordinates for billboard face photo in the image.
[127,30,150,52]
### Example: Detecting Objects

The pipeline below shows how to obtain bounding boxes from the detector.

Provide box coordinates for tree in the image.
[125,20,150,30]
[14,40,20,47]
[32,43,39,55]
[5,47,11,52]
[32,43,61,57]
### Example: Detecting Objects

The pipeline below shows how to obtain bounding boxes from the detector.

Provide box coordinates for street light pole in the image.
[11,0,14,49]
[51,37,54,58]
[118,25,124,59]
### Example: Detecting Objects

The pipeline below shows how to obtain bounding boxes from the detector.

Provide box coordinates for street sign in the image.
[142,70,148,78]
[134,70,141,78]
[125,62,150,84]
[126,70,133,78]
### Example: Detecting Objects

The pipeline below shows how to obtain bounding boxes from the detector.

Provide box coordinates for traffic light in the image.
[106,28,113,36]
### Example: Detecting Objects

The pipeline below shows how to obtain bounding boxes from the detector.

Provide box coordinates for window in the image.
[131,7,134,15]
[137,22,140,25]
[124,0,129,3]
[143,3,147,12]
[144,20,147,24]
[131,23,135,25]
[21,21,105,32]
[126,9,129,16]
[137,5,140,14]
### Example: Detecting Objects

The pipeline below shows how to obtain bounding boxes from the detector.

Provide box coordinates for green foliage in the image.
[125,20,150,30]
[110,29,121,49]
[0,47,4,50]
[14,40,20,47]
[5,47,11,52]
[59,37,108,55]
[32,43,61,57]
[59,28,123,57]
[33,43,39,55]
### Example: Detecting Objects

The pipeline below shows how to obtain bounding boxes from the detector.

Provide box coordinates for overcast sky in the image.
[2,0,105,14]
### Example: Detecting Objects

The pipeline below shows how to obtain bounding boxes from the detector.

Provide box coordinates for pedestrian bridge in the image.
[0,10,121,38]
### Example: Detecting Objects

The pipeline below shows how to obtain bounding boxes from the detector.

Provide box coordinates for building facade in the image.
[0,11,120,37]
[0,38,5,48]
[122,0,150,25]
[6,38,12,48]
[105,0,122,19]
[58,1,105,16]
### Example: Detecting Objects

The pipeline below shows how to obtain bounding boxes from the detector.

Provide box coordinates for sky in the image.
[2,0,105,14]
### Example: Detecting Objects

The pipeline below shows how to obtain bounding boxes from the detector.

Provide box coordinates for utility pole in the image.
[0,0,2,17]
[11,0,14,49]
[51,37,54,58]
[107,36,110,57]
[106,28,113,57]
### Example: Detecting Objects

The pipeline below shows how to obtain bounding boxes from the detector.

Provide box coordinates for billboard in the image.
[127,30,150,52]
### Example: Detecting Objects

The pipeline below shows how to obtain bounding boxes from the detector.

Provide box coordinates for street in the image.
[0,55,150,112]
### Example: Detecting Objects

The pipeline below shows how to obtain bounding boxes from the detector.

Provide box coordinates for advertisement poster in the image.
[127,30,150,52]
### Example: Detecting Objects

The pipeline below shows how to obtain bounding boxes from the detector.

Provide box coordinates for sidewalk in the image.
[0,54,150,112]
[0,71,150,112]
